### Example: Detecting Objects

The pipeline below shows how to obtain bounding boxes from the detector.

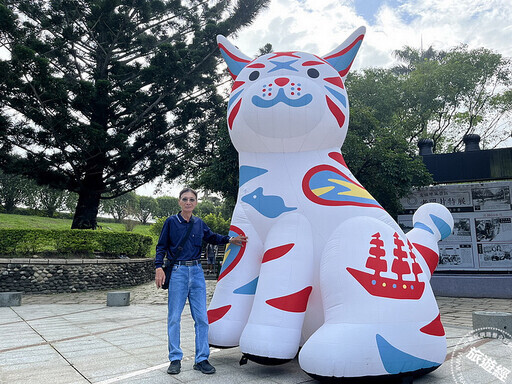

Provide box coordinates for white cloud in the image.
[232,0,512,70]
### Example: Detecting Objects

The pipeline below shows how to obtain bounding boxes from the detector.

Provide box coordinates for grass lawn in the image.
[0,213,157,256]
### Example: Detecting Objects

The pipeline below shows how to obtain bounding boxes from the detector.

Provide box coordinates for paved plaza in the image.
[1,281,511,384]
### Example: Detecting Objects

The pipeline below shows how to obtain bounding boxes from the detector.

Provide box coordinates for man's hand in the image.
[155,267,165,289]
[229,235,248,246]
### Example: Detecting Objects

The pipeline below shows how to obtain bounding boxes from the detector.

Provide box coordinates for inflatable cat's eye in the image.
[208,26,454,382]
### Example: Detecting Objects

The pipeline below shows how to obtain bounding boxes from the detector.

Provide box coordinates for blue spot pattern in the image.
[376,334,439,374]
[252,88,312,108]
[241,187,296,218]
[430,214,452,240]
[239,166,268,187]
[233,277,258,295]
[325,86,347,107]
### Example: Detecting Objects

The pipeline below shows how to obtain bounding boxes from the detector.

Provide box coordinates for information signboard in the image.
[398,181,512,271]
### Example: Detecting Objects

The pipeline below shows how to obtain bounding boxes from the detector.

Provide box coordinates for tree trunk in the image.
[71,170,104,229]
[71,189,101,229]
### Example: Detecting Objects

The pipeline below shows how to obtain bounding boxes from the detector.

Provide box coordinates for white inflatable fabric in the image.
[207,27,454,381]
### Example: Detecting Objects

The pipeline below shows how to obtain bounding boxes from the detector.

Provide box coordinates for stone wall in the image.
[0,258,155,294]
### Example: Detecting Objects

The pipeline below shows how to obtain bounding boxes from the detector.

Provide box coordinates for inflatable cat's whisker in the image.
[208,26,454,382]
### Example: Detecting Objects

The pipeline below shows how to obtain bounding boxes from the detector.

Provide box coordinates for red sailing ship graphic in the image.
[347,232,425,300]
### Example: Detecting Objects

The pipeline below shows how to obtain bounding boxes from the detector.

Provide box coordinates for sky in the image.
[138,0,512,197]
[231,0,512,70]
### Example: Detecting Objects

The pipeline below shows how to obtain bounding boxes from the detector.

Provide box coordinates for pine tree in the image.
[0,0,268,228]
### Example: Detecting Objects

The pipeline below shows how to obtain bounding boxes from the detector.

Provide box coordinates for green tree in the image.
[189,112,239,202]
[344,69,433,217]
[202,212,230,235]
[134,195,156,224]
[100,191,137,223]
[33,186,68,217]
[0,0,269,229]
[394,45,512,152]
[154,195,179,218]
[195,199,217,218]
[0,170,38,213]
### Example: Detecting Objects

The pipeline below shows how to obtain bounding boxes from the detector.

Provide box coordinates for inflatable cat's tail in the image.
[406,203,454,278]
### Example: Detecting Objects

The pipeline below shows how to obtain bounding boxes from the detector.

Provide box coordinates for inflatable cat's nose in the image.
[275,77,289,87]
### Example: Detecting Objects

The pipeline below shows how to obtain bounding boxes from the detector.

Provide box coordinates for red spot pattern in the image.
[228,99,242,130]
[262,244,295,263]
[248,63,265,68]
[207,305,231,324]
[413,243,439,276]
[420,314,445,336]
[266,286,313,313]
[325,96,345,128]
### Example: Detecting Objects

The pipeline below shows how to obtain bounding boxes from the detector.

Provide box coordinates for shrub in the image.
[149,216,166,238]
[0,228,152,257]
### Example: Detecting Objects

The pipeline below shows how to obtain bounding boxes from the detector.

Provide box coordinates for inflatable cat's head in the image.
[218,27,365,153]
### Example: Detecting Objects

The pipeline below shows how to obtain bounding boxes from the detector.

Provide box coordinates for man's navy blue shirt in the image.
[155,213,230,269]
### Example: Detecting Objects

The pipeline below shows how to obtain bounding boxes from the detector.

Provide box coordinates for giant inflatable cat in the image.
[207,26,454,382]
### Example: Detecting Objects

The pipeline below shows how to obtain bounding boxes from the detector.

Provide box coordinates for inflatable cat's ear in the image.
[322,26,366,80]
[217,35,252,80]
[217,26,365,81]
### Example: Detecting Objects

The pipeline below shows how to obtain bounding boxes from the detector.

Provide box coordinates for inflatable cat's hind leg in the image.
[299,203,453,382]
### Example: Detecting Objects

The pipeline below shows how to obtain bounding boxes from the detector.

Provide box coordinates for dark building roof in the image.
[418,135,512,183]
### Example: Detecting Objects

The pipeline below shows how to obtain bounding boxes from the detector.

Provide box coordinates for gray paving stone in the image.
[2,282,512,384]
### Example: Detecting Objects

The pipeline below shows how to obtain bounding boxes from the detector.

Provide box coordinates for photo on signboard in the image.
[475,217,512,242]
[472,186,511,211]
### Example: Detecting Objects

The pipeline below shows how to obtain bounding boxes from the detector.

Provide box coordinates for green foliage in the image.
[149,216,166,238]
[393,45,512,151]
[133,195,157,224]
[0,170,37,213]
[0,0,270,229]
[154,196,180,217]
[202,213,230,235]
[100,192,137,223]
[195,200,218,218]
[0,228,152,257]
[188,112,240,202]
[344,69,433,217]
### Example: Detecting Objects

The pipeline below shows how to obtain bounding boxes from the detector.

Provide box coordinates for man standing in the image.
[205,243,217,275]
[155,188,247,375]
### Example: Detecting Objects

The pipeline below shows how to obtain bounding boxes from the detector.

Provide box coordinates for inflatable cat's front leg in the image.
[299,204,453,381]
[239,213,314,363]
[207,207,264,348]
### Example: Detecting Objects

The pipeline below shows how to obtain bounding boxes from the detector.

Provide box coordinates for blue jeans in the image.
[167,264,209,363]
